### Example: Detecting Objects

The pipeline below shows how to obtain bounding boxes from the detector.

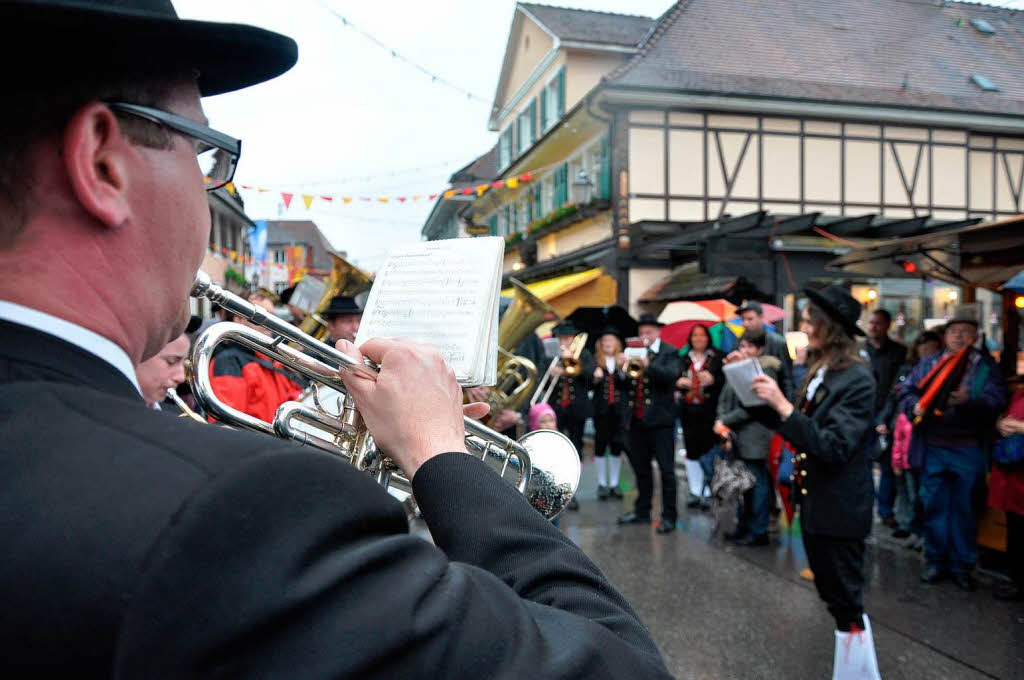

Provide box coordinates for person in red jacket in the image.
[989,387,1024,601]
[209,292,305,423]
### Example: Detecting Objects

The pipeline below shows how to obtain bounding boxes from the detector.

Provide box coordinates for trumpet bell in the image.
[516,429,580,519]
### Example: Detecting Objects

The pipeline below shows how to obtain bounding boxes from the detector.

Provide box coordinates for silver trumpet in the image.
[188,271,580,519]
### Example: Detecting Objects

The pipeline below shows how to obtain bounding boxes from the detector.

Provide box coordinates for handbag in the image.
[776,442,794,488]
[992,434,1024,465]
[711,455,756,503]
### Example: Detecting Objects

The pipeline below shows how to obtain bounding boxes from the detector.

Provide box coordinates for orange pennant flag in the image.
[225,182,235,194]
[302,194,314,210]
[342,197,353,204]
[378,197,389,203]
[281,192,294,209]
[443,190,457,200]
[476,184,489,196]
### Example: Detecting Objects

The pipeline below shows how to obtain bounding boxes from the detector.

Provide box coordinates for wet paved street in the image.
[556,458,1024,680]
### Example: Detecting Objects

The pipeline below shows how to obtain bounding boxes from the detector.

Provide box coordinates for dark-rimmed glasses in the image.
[105,102,241,191]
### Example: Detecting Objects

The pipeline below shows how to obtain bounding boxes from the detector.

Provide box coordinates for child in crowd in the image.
[529,403,562,526]
[714,329,781,546]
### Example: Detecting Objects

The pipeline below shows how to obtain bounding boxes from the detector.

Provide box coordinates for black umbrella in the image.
[566,306,638,350]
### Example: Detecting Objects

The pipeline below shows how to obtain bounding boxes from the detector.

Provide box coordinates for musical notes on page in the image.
[355,237,504,385]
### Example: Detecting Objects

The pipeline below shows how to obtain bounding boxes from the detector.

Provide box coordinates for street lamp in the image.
[570,168,593,205]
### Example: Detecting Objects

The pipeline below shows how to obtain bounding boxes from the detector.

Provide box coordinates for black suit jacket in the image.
[591,358,630,430]
[548,348,595,422]
[774,362,876,539]
[629,341,681,429]
[0,320,670,678]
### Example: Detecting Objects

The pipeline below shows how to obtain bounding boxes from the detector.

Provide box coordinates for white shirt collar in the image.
[649,338,662,354]
[0,300,142,395]
[605,356,616,372]
[806,367,828,402]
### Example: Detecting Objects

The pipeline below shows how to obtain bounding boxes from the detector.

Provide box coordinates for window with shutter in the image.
[556,67,565,119]
[534,187,542,220]
[599,135,611,200]
[489,214,497,236]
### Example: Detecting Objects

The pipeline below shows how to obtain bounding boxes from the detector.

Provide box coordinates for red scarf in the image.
[683,354,707,405]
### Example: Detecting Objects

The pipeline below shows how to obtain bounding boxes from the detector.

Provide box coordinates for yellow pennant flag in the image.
[506,178,519,189]
[378,197,389,203]
[225,182,236,194]
[302,194,314,210]
[342,197,353,204]
[443,189,457,200]
[476,184,489,196]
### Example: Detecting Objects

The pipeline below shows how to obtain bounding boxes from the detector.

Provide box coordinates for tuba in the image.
[299,252,372,342]
[187,272,580,519]
[481,278,561,419]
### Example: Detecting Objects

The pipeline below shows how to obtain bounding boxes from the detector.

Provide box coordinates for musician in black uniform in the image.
[546,321,595,510]
[0,3,671,678]
[618,314,682,534]
[750,285,880,679]
[591,326,630,500]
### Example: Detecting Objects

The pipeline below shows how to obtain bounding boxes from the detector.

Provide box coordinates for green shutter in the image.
[556,67,566,118]
[599,135,611,200]
[539,90,548,131]
[534,187,542,219]
[531,98,539,138]
[555,163,568,207]
[489,214,497,236]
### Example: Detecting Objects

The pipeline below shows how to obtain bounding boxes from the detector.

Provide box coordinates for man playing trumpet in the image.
[0,2,669,677]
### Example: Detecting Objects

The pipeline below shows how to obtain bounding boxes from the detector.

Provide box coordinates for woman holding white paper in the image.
[749,285,879,680]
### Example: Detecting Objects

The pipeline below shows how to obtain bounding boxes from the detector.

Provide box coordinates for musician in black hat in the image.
[591,325,630,500]
[0,2,670,677]
[547,320,595,510]
[749,285,881,679]
[322,293,362,345]
[618,313,682,533]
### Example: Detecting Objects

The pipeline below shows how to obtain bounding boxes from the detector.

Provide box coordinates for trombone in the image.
[187,272,580,519]
[532,332,588,407]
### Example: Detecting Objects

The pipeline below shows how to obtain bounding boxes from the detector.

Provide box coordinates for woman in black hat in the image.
[750,285,881,679]
[591,326,630,500]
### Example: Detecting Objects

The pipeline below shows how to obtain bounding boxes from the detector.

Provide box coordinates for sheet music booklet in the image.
[722,357,766,407]
[355,236,503,386]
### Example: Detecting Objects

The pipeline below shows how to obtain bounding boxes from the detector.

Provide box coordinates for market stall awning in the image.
[827,215,1024,287]
[638,262,771,304]
[501,267,617,319]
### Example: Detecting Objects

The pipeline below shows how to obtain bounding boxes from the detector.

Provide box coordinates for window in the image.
[497,209,508,236]
[273,249,286,264]
[542,177,555,215]
[540,66,565,133]
[516,100,536,156]
[554,163,568,207]
[517,197,530,231]
[498,126,513,170]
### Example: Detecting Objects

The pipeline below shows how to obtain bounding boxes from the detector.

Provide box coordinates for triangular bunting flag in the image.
[281,192,294,209]
[429,193,438,201]
[443,190,456,200]
[320,195,334,203]
[343,197,353,204]
[506,178,519,189]
[302,194,314,210]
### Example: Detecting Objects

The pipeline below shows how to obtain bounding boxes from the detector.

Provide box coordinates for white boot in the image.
[832,614,881,680]
[683,458,705,498]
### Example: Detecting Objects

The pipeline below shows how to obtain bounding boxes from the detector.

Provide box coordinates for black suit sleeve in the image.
[647,348,680,389]
[777,369,875,465]
[115,450,670,679]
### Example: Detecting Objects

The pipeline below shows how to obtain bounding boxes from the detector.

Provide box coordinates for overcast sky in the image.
[175,0,1023,271]
[174,0,675,271]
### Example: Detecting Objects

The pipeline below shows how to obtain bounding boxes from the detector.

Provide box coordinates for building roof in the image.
[519,3,654,47]
[449,145,498,184]
[265,220,337,272]
[608,0,1024,116]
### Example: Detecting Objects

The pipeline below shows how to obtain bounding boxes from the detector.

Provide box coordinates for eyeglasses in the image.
[104,102,241,191]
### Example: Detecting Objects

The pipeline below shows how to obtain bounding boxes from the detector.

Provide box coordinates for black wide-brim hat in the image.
[552,321,580,337]
[804,285,865,338]
[636,313,665,328]
[595,325,624,343]
[3,0,298,96]
[322,295,361,319]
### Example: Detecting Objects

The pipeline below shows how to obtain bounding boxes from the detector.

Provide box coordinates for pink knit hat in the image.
[528,403,557,431]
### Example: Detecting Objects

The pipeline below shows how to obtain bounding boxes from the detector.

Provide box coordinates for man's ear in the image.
[62,103,133,228]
